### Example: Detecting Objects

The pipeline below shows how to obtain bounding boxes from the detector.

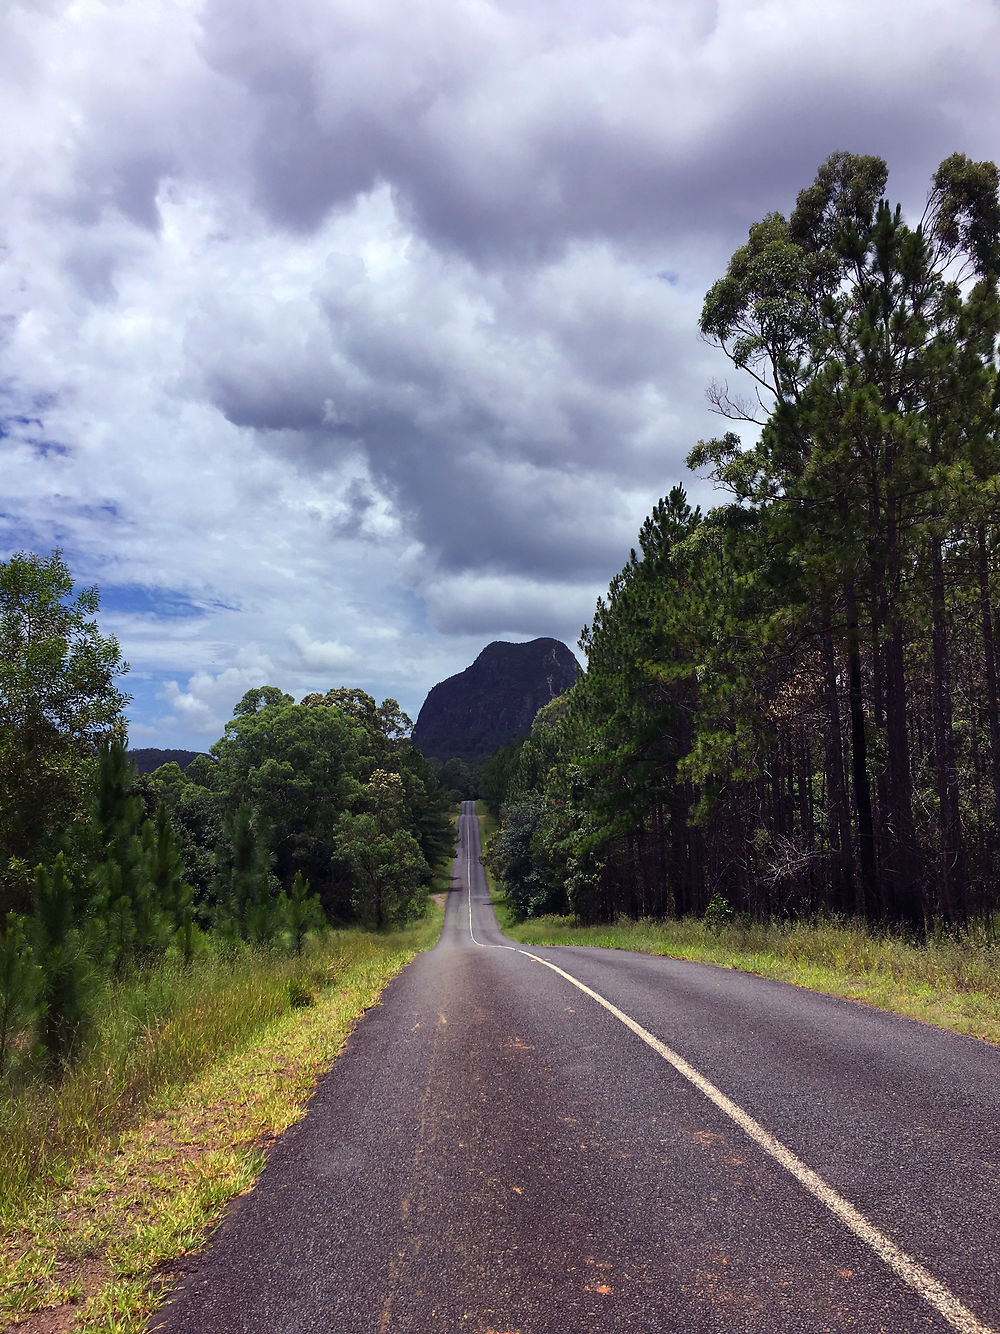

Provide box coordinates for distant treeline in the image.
[485,151,1000,932]
[128,748,205,775]
[143,686,452,931]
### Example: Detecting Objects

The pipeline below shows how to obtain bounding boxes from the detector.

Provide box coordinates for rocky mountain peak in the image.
[411,637,579,764]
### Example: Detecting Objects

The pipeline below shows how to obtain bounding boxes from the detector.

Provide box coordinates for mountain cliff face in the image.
[411,638,579,764]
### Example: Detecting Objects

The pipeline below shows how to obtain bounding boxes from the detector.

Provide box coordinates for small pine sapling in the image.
[0,913,40,1080]
[33,854,93,1067]
[286,871,325,955]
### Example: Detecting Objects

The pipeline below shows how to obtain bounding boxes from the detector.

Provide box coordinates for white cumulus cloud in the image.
[2,0,998,745]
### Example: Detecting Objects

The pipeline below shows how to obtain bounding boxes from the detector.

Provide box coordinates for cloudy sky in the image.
[2,0,998,748]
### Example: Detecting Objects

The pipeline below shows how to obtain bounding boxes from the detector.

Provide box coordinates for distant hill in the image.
[128,748,206,775]
[411,638,579,764]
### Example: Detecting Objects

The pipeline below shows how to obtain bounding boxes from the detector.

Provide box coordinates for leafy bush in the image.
[704,893,735,932]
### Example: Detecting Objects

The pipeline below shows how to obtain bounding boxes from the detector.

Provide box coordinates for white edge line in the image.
[463,797,995,1331]
[514,947,995,1334]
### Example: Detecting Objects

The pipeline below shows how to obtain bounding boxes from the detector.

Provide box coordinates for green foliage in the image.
[337,817,428,929]
[0,551,129,913]
[33,854,93,1067]
[487,152,1000,934]
[213,804,277,944]
[703,894,735,932]
[232,686,294,716]
[299,686,413,740]
[438,756,477,801]
[484,792,565,919]
[88,741,168,971]
[210,691,365,911]
[478,740,525,814]
[0,552,451,1144]
[399,744,456,872]
[142,803,193,936]
[335,769,430,928]
[143,760,220,904]
[0,914,39,1081]
[283,871,324,956]
[165,684,451,926]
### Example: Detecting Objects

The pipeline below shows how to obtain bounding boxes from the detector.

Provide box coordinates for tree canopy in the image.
[1,551,129,912]
[488,152,1000,932]
[148,684,451,925]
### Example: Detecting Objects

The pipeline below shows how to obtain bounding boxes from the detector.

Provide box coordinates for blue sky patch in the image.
[101,583,214,620]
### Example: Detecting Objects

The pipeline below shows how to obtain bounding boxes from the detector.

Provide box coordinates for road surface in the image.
[151,800,1000,1333]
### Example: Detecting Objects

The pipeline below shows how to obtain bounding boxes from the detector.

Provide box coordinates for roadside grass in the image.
[474,802,499,893]
[494,899,1000,1045]
[0,905,442,1333]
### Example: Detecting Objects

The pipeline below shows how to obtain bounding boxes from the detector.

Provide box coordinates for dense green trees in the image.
[2,679,451,1077]
[491,152,1000,933]
[0,552,128,914]
[695,150,1000,925]
[437,757,478,801]
[0,915,36,1078]
[152,685,452,927]
[0,549,453,1083]
[33,853,93,1065]
[336,770,429,928]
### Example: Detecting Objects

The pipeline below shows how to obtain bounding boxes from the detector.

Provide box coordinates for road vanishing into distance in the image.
[152,801,1000,1334]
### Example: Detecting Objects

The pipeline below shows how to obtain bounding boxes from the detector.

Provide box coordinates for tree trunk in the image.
[822,625,855,914]
[883,621,922,927]
[929,534,965,923]
[977,527,1000,847]
[845,587,878,919]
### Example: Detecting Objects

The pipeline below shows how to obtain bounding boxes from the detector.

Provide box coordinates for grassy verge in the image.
[1,906,442,1332]
[495,900,1000,1045]
[475,801,499,893]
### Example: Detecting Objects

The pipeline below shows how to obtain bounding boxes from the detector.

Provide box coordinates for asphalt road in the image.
[151,800,1000,1334]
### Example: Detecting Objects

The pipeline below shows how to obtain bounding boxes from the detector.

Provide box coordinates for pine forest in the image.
[485,152,1000,936]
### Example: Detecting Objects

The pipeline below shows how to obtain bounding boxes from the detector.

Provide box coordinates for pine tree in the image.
[214,805,277,944]
[33,854,92,1067]
[0,913,39,1080]
[284,871,325,955]
[694,151,1000,927]
[89,740,165,969]
[142,802,194,949]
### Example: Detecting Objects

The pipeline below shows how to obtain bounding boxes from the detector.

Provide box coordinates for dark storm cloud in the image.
[193,0,994,267]
[208,372,647,580]
[196,227,705,583]
[252,97,387,234]
[209,365,330,435]
[182,0,1000,616]
[357,416,634,581]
